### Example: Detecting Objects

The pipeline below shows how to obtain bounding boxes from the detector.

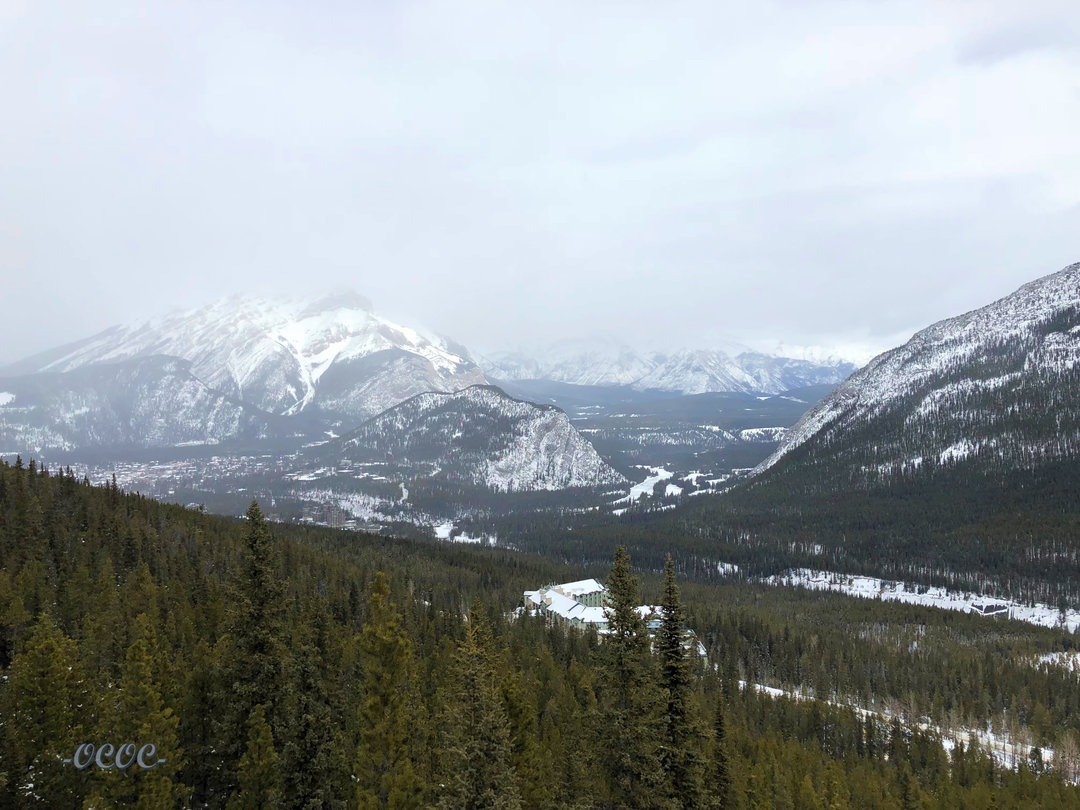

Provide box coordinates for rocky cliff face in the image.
[339,385,626,491]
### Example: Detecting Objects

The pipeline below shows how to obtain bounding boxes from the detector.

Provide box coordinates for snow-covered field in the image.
[767,568,1080,632]
[0,392,14,407]
[433,521,496,546]
[1035,651,1080,673]
[738,680,1059,776]
[625,466,674,501]
[610,465,678,515]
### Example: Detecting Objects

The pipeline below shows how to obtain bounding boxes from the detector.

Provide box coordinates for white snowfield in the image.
[757,262,1080,475]
[0,393,14,407]
[767,568,1080,632]
[434,521,496,545]
[618,466,674,504]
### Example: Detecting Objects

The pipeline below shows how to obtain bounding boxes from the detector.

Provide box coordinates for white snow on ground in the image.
[290,468,333,482]
[698,425,736,439]
[738,427,788,442]
[622,466,674,502]
[0,393,14,407]
[683,471,706,485]
[399,483,408,503]
[432,520,496,546]
[938,439,977,464]
[665,483,683,497]
[452,531,497,546]
[767,568,1080,632]
[717,562,740,576]
[1035,651,1080,673]
[738,680,1056,775]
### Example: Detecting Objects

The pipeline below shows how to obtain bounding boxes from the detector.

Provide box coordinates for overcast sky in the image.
[1,0,1077,366]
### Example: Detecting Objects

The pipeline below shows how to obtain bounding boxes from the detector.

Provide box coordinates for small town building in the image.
[523,579,707,657]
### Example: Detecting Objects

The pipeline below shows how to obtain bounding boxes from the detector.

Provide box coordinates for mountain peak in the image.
[297,291,374,318]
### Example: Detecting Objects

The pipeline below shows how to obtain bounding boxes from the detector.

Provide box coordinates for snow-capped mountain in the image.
[337,385,626,491]
[481,337,659,387]
[480,340,855,395]
[634,350,855,395]
[6,292,487,426]
[0,356,279,452]
[755,262,1080,480]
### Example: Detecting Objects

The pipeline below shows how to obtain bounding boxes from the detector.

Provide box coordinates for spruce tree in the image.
[595,546,665,809]
[221,500,288,792]
[355,572,424,810]
[0,615,90,807]
[280,640,347,809]
[710,700,733,809]
[229,704,282,810]
[106,612,187,809]
[658,556,707,808]
[437,611,522,810]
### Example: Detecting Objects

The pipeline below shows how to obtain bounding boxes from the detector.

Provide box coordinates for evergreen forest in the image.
[2,457,1079,808]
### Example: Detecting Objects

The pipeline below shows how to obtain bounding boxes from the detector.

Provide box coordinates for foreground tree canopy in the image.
[1,459,1078,808]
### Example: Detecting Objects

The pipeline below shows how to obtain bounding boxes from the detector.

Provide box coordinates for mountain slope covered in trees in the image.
[3,460,1079,807]
[757,262,1080,481]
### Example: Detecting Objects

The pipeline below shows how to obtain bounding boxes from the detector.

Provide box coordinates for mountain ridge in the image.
[755,261,1080,480]
[481,342,856,395]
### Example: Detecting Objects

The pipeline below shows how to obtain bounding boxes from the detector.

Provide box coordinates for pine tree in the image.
[595,546,665,809]
[280,641,347,809]
[0,615,90,807]
[710,702,733,810]
[499,666,552,809]
[229,704,282,810]
[180,638,226,807]
[221,500,288,791]
[658,556,707,808]
[355,572,424,810]
[437,611,522,810]
[106,613,187,809]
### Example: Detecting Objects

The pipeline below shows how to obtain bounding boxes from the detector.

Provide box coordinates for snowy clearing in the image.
[767,568,1080,632]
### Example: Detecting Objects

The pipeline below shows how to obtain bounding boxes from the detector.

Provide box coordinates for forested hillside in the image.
[1,458,1078,808]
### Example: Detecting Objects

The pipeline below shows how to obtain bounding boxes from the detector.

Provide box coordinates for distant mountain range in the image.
[480,339,856,395]
[0,294,853,461]
[0,355,280,453]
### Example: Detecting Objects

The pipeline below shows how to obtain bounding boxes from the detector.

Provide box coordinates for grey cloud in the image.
[0,0,1077,367]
